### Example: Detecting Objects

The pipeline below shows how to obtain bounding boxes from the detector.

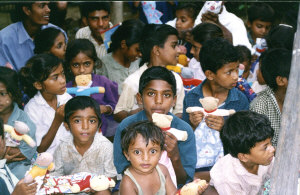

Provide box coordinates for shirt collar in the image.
[34,91,68,107]
[18,22,32,44]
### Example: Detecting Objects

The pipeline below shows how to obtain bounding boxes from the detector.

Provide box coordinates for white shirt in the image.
[188,57,206,80]
[24,91,72,154]
[0,159,19,193]
[114,64,185,115]
[75,22,113,59]
[195,6,252,50]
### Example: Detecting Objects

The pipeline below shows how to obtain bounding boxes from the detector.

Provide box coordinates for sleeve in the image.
[102,141,118,178]
[103,78,119,110]
[182,95,190,124]
[0,36,13,68]
[114,82,136,114]
[250,96,267,115]
[75,28,82,39]
[113,121,131,174]
[177,121,197,183]
[172,74,185,115]
[50,145,64,176]
[230,18,252,51]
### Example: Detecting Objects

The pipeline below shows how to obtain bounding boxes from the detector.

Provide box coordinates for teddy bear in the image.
[177,179,208,195]
[67,74,105,96]
[152,113,188,141]
[186,96,235,116]
[24,152,55,183]
[202,1,223,14]
[4,121,36,148]
[166,65,194,79]
[71,174,116,193]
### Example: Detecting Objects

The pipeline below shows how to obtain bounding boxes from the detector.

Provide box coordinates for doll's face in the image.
[75,74,92,86]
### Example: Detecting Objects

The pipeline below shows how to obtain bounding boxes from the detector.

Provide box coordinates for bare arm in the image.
[189,111,204,130]
[37,105,65,153]
[159,164,177,195]
[4,147,26,162]
[12,179,37,195]
[113,107,143,123]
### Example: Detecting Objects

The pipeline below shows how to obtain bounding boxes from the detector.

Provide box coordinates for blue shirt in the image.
[182,79,250,124]
[0,22,67,71]
[113,110,197,184]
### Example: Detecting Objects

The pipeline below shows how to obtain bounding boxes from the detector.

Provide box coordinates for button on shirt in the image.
[24,91,72,154]
[0,21,67,71]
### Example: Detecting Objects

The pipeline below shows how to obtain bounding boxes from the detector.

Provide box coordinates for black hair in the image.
[235,45,251,64]
[139,66,176,96]
[266,24,295,51]
[221,110,274,158]
[139,24,178,66]
[176,2,200,21]
[12,3,34,22]
[261,48,292,91]
[64,96,102,128]
[108,19,145,53]
[19,54,63,98]
[0,118,3,139]
[0,67,23,108]
[64,39,99,81]
[80,2,110,18]
[34,27,64,55]
[192,23,223,45]
[248,3,275,23]
[199,37,239,73]
[121,120,165,153]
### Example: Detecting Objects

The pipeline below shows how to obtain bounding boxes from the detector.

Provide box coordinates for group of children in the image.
[0,1,296,195]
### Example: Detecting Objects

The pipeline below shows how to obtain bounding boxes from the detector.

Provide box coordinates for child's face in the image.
[156,35,180,66]
[242,138,275,166]
[0,82,13,115]
[124,133,162,175]
[39,63,66,96]
[124,43,141,62]
[137,80,176,121]
[248,19,272,39]
[210,62,239,90]
[190,37,202,62]
[26,2,50,26]
[66,107,99,145]
[50,32,66,60]
[87,10,110,44]
[175,9,194,39]
[241,60,251,79]
[70,52,94,76]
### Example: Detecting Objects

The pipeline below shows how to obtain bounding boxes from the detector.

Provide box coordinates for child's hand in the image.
[12,179,37,195]
[164,132,180,160]
[189,111,204,130]
[55,104,65,121]
[4,147,26,162]
[205,115,224,131]
[201,12,220,25]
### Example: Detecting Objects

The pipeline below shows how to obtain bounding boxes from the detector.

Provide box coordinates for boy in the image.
[51,96,117,194]
[250,48,292,147]
[0,118,37,195]
[247,3,275,46]
[182,38,249,180]
[210,111,275,194]
[76,2,113,59]
[113,66,196,186]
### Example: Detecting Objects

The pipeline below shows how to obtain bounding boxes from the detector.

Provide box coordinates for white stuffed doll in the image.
[4,121,36,148]
[177,179,208,195]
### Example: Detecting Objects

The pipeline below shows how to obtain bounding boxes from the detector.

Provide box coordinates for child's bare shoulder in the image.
[158,163,169,177]
[120,175,138,194]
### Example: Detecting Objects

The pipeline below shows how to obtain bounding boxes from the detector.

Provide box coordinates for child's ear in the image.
[172,95,177,108]
[276,76,288,88]
[204,70,215,81]
[153,45,160,56]
[120,40,127,49]
[123,151,130,161]
[22,6,31,17]
[63,122,70,131]
[33,82,43,90]
[237,153,249,163]
[136,93,143,106]
[81,17,88,26]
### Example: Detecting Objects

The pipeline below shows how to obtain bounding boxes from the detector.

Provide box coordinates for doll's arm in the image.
[186,107,204,113]
[168,128,188,141]
[66,87,77,95]
[22,134,36,148]
[213,109,235,116]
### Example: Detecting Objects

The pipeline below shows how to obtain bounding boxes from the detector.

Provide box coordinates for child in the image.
[34,27,66,60]
[120,120,177,195]
[99,19,145,95]
[189,22,224,80]
[182,38,249,181]
[20,54,72,154]
[266,24,295,51]
[51,96,117,194]
[250,48,292,147]
[210,110,275,194]
[0,117,38,195]
[64,39,119,137]
[114,66,196,187]
[0,67,36,179]
[247,3,274,46]
[114,24,185,122]
[251,51,267,93]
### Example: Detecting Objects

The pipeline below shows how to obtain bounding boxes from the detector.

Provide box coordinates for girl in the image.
[19,54,72,154]
[99,19,145,95]
[0,67,36,179]
[120,121,177,195]
[34,27,66,60]
[114,24,184,122]
[64,39,118,137]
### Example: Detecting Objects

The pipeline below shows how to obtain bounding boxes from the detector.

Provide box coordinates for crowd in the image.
[0,1,296,195]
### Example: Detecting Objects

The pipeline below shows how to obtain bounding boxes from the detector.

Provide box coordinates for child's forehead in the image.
[143,80,173,91]
[71,107,97,117]
[129,134,160,148]
[218,61,239,71]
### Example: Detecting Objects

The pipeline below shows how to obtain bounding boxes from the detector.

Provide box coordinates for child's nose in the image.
[142,153,149,161]
[155,95,163,104]
[82,120,89,130]
[98,19,104,27]
[79,65,85,73]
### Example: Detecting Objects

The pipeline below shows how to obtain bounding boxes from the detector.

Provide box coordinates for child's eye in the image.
[53,76,58,80]
[133,150,141,155]
[164,93,171,98]
[147,92,155,96]
[226,71,231,75]
[0,92,8,96]
[150,149,157,154]
[74,119,80,123]
[90,119,97,124]
[56,43,62,49]
[72,63,79,68]
[84,62,91,67]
